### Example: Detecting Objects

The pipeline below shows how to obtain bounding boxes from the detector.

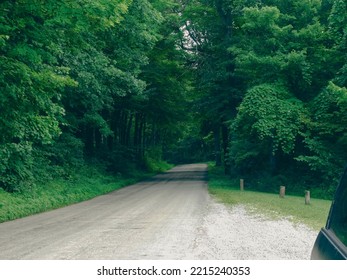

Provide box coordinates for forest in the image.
[0,0,346,198]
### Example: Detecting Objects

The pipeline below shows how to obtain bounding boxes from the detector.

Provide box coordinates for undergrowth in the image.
[0,162,171,223]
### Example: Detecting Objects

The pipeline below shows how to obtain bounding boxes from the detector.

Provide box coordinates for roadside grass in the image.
[208,164,332,231]
[0,163,172,223]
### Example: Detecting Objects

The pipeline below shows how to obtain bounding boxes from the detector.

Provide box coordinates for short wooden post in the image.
[279,186,286,198]
[305,190,311,205]
[240,179,244,191]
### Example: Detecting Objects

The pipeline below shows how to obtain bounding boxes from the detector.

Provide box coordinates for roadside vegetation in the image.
[208,164,332,231]
[0,161,172,223]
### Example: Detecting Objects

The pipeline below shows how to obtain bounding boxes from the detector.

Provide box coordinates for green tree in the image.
[296,83,347,187]
[180,0,245,167]
[0,1,76,191]
[293,0,347,188]
[230,83,306,174]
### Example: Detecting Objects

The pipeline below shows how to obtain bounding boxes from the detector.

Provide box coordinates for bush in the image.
[144,147,173,172]
[0,142,34,192]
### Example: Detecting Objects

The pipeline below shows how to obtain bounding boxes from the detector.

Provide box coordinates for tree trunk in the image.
[269,139,278,175]
[85,126,94,156]
[221,122,230,174]
[142,118,147,159]
[95,128,102,151]
[214,125,222,166]
[125,112,133,146]
[134,112,140,148]
[120,111,128,145]
[107,135,113,151]
[137,114,145,161]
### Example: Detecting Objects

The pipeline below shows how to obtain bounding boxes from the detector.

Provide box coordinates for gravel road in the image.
[0,164,318,259]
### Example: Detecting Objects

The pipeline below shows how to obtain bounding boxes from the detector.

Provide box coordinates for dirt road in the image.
[0,164,317,259]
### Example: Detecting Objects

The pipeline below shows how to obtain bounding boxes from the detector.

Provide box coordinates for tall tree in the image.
[0,1,78,191]
[181,0,244,167]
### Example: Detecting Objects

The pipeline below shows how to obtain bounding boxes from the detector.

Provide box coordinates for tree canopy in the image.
[0,0,346,198]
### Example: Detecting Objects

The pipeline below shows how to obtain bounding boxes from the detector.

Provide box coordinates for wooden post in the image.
[240,179,244,191]
[305,190,311,205]
[279,186,286,198]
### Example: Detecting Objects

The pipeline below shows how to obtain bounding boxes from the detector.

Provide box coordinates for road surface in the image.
[0,164,317,259]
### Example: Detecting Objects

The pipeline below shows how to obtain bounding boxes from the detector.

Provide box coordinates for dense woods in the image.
[0,0,346,198]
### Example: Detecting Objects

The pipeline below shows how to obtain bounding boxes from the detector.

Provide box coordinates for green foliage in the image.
[208,163,332,230]
[144,147,174,173]
[295,82,347,184]
[328,0,347,87]
[328,0,347,44]
[232,84,305,154]
[0,0,346,204]
[0,142,34,192]
[0,0,76,191]
[0,0,187,193]
[202,0,344,192]
[230,1,333,99]
[0,164,160,223]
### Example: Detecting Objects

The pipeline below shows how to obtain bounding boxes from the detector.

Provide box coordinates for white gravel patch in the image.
[191,201,319,260]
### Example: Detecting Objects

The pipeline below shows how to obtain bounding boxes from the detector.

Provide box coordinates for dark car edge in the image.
[311,167,347,260]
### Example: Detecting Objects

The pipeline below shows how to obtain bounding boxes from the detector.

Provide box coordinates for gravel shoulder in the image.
[0,164,318,260]
[191,200,319,260]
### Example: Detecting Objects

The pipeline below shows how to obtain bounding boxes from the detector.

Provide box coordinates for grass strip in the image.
[0,163,173,223]
[208,164,332,231]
